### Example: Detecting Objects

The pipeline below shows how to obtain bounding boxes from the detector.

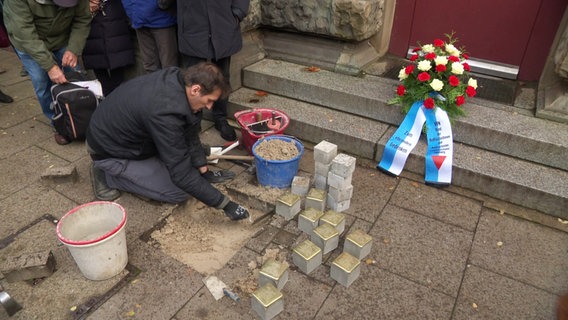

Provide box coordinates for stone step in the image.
[227,87,568,219]
[240,59,568,172]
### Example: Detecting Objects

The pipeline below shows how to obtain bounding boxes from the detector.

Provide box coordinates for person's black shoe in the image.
[0,90,13,103]
[90,164,121,201]
[214,120,237,141]
[202,170,236,183]
[223,201,250,221]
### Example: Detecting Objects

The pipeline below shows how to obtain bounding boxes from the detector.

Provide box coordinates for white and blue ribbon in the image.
[377,100,453,184]
[423,106,453,185]
[378,101,426,175]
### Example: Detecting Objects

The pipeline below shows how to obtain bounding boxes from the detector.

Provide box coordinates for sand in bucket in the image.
[56,201,128,281]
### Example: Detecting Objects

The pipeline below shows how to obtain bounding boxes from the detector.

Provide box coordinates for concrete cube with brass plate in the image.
[275,192,301,221]
[298,207,324,236]
[292,239,322,274]
[259,258,289,290]
[305,188,326,211]
[344,229,373,260]
[319,210,346,235]
[311,223,339,254]
[251,283,284,320]
[330,252,361,287]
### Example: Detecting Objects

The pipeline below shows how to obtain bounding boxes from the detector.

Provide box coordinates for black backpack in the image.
[50,82,99,141]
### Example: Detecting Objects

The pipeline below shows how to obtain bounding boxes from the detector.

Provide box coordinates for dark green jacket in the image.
[3,0,91,71]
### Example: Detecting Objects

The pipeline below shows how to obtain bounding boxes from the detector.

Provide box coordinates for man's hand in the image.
[61,50,78,68]
[48,65,67,84]
[223,201,250,221]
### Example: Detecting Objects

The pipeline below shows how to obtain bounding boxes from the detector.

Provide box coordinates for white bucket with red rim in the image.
[56,201,128,280]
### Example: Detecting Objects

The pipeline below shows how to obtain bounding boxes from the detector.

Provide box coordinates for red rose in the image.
[456,95,465,106]
[463,63,471,71]
[397,85,405,96]
[412,47,421,52]
[436,64,447,72]
[410,54,419,61]
[462,53,469,59]
[424,98,435,109]
[448,56,460,62]
[433,39,444,47]
[466,86,477,97]
[417,72,431,82]
[449,75,460,87]
[425,52,436,60]
[405,65,415,74]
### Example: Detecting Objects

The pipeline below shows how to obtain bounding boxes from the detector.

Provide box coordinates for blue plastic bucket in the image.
[252,135,304,188]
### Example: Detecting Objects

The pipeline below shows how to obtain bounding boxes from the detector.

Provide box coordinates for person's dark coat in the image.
[82,0,134,70]
[177,0,249,60]
[86,67,224,207]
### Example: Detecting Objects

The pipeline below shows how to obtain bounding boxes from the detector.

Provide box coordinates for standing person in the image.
[83,0,135,97]
[3,0,91,145]
[121,0,177,73]
[177,0,250,141]
[0,0,12,104]
[86,62,249,221]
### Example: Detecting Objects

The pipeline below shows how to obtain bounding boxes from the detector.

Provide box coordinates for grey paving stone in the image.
[278,268,333,319]
[0,98,42,129]
[390,179,482,231]
[469,208,568,294]
[0,147,69,199]
[177,248,259,319]
[370,204,473,296]
[246,225,280,253]
[1,223,127,320]
[315,265,454,319]
[453,265,557,320]
[0,182,76,238]
[91,239,203,320]
[348,165,398,223]
[0,120,53,159]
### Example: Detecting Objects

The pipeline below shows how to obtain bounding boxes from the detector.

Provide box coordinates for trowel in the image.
[0,284,22,317]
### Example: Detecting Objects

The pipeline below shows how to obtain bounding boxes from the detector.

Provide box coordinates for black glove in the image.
[223,201,250,221]
[202,170,236,183]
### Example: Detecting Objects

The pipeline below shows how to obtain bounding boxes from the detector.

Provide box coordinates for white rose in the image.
[418,60,432,71]
[398,68,408,80]
[451,62,464,75]
[468,78,478,89]
[445,43,461,56]
[434,56,448,66]
[422,44,435,53]
[430,79,444,91]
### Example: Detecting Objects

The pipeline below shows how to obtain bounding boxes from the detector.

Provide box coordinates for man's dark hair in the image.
[182,62,231,100]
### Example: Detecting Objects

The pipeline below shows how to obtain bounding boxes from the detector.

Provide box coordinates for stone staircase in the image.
[226,58,568,218]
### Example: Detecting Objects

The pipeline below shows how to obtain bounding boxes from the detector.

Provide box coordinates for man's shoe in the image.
[90,164,121,201]
[214,120,237,141]
[0,90,13,103]
[202,170,236,183]
[54,133,71,145]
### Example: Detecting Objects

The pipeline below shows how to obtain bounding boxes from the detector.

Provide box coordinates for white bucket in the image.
[56,201,128,281]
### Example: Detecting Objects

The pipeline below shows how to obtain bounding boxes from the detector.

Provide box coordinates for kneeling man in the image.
[86,62,249,220]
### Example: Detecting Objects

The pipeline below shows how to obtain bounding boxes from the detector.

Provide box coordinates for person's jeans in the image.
[14,47,75,121]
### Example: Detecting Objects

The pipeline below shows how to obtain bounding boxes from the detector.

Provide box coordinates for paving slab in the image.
[0,182,76,238]
[0,98,42,129]
[347,165,398,223]
[0,120,53,159]
[469,208,568,294]
[453,265,557,320]
[0,146,69,199]
[89,239,203,320]
[0,219,127,320]
[370,204,473,297]
[390,179,483,231]
[315,265,455,320]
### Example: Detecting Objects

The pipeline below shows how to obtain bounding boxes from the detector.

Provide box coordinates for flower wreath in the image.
[388,34,478,122]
